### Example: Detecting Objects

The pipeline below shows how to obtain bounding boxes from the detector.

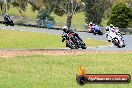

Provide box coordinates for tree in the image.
[0,0,29,14]
[0,0,11,13]
[44,0,82,29]
[83,0,109,24]
[25,0,82,29]
[11,0,28,11]
[108,2,132,28]
[0,0,82,29]
[66,0,82,29]
[28,0,44,11]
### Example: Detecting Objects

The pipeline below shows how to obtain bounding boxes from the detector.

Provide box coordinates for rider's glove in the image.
[62,38,65,42]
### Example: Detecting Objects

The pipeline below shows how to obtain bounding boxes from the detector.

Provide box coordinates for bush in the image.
[84,0,109,24]
[108,2,132,28]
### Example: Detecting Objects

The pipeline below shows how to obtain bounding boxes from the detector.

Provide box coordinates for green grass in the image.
[85,38,110,47]
[0,53,131,88]
[0,29,109,48]
[51,12,86,31]
[0,4,38,18]
[0,29,64,48]
[7,4,38,18]
[51,12,85,25]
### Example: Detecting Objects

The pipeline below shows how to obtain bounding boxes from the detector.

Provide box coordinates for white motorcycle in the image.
[106,31,126,48]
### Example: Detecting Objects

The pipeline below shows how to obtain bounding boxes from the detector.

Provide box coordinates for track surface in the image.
[0,25,132,51]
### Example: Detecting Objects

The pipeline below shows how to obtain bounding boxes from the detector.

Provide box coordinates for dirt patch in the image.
[0,49,132,57]
[0,50,95,57]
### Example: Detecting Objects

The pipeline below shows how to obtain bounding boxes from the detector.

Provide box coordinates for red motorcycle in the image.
[62,33,87,49]
[88,26,94,33]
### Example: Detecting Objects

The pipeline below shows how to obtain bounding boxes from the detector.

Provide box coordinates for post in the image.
[67,0,74,29]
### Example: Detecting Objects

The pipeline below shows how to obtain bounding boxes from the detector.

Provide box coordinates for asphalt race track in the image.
[0,25,132,51]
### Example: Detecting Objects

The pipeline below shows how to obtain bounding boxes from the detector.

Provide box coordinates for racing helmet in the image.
[110,24,114,28]
[4,13,8,16]
[62,26,68,32]
[106,26,109,31]
[89,22,93,25]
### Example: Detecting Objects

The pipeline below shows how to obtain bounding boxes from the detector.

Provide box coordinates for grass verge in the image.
[0,52,131,88]
[0,29,109,48]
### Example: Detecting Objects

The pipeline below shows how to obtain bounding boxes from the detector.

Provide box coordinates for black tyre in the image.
[112,38,122,48]
[122,41,126,47]
[117,45,122,48]
[76,75,86,85]
[5,24,8,26]
[98,31,103,35]
[122,44,126,47]
[81,45,87,49]
[10,21,14,26]
[11,23,14,26]
[5,23,8,26]
[99,32,103,35]
[93,32,96,35]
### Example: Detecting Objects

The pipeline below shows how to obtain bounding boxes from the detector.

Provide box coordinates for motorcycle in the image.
[106,31,125,48]
[88,26,94,33]
[62,33,87,49]
[4,17,14,26]
[93,25,103,35]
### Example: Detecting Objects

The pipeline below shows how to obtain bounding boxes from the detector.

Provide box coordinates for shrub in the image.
[108,2,132,28]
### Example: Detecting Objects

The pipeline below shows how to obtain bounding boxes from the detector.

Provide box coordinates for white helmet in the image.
[106,26,109,31]
[62,26,68,32]
[4,13,8,16]
[110,24,114,28]
[89,22,93,25]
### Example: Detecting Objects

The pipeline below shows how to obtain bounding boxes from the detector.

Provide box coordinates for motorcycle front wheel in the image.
[81,45,87,49]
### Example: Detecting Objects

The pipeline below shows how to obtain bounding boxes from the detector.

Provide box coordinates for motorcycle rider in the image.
[4,14,12,22]
[106,24,123,44]
[93,24,103,35]
[62,26,82,43]
[106,24,123,36]
[93,24,100,31]
[106,24,117,42]
[105,24,115,32]
[88,22,94,32]
[88,22,93,28]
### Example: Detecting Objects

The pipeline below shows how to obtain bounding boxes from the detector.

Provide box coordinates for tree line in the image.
[0,0,131,28]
